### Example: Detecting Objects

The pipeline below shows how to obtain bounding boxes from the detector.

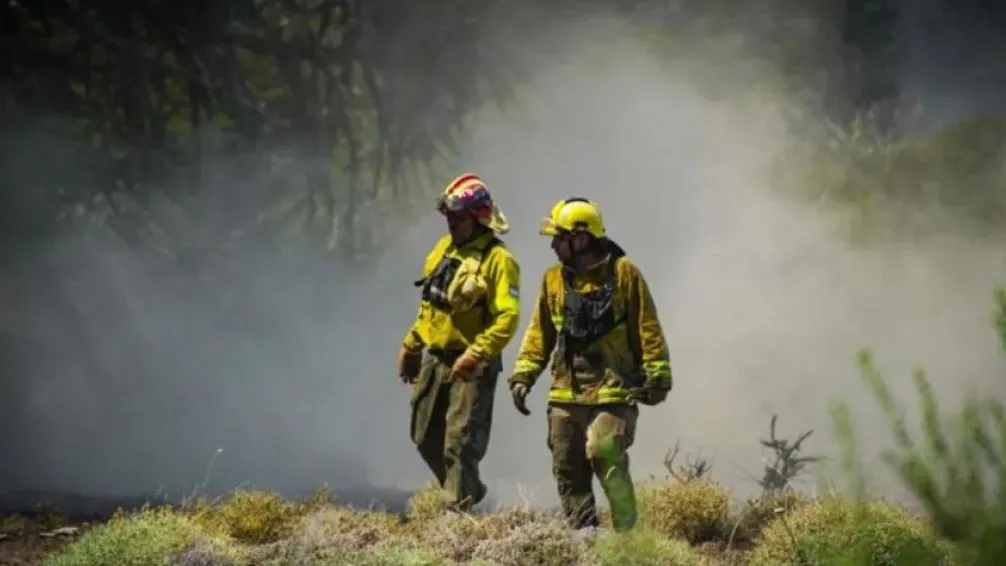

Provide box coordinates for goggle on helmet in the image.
[435,174,494,220]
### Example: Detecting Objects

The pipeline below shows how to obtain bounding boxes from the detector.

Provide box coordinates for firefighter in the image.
[506,197,672,531]
[396,173,521,512]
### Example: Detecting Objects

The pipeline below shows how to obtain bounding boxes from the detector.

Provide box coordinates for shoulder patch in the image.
[508,285,520,299]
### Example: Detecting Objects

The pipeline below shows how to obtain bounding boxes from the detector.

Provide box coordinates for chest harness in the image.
[414,237,501,313]
[557,250,628,391]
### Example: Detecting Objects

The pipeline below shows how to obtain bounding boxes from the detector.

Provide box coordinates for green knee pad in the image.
[595,434,638,531]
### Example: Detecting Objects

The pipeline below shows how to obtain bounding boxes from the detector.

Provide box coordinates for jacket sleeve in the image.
[467,247,521,360]
[401,305,426,351]
[401,236,452,351]
[509,272,557,387]
[625,262,673,388]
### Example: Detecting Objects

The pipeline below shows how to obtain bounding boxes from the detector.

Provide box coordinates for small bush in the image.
[637,480,732,544]
[0,514,32,537]
[172,537,248,566]
[748,497,957,566]
[188,487,328,544]
[468,517,591,566]
[319,545,445,566]
[831,290,1006,564]
[731,489,813,544]
[46,506,227,566]
[273,506,400,563]
[417,506,553,563]
[404,482,453,523]
[593,529,707,565]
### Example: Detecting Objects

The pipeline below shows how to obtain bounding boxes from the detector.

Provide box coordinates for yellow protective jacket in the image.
[509,254,672,405]
[402,232,521,361]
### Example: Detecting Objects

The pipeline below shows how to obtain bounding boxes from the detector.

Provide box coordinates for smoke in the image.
[2,6,1005,512]
[456,13,1006,504]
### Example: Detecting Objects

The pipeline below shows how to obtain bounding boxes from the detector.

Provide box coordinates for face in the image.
[447,212,476,243]
[551,232,590,262]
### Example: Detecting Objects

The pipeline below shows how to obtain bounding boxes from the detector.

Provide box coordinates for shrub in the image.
[272,506,400,563]
[748,497,957,566]
[467,516,592,566]
[0,514,32,537]
[45,506,229,566]
[318,545,445,566]
[417,506,554,563]
[778,112,1006,240]
[172,537,248,566]
[636,480,732,544]
[404,482,453,523]
[188,487,328,544]
[592,529,707,565]
[829,288,1006,564]
[731,488,813,545]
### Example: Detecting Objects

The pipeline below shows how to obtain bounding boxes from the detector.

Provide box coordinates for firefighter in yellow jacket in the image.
[507,197,672,531]
[397,173,521,512]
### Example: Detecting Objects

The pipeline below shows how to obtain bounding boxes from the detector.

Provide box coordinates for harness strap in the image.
[559,256,625,393]
[413,237,502,317]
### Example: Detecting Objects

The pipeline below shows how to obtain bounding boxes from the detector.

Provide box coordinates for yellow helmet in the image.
[538,198,606,239]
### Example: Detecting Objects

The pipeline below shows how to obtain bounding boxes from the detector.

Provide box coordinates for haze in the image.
[1,8,1003,510]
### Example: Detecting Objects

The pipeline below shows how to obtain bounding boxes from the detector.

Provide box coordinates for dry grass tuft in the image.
[466,516,593,566]
[416,506,555,563]
[44,505,233,566]
[637,480,733,545]
[404,482,454,523]
[273,505,402,563]
[749,497,959,566]
[593,529,709,565]
[186,486,330,544]
[730,488,813,545]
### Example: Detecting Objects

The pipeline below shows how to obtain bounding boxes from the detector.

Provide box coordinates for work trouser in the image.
[547,402,639,531]
[409,348,500,510]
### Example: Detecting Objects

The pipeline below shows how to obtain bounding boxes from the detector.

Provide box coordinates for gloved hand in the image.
[631,380,670,406]
[397,345,423,384]
[509,382,531,416]
[447,349,484,383]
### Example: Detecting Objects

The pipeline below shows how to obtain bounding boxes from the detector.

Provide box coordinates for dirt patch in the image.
[0,530,76,565]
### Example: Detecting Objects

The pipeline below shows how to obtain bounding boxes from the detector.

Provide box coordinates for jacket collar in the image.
[562,253,613,280]
[453,231,495,251]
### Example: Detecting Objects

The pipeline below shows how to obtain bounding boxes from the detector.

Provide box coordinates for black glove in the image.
[397,345,423,384]
[631,380,670,406]
[509,381,531,416]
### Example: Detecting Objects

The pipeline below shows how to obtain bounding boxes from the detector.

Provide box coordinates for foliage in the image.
[732,488,814,545]
[45,506,234,566]
[748,497,958,566]
[662,441,714,484]
[776,111,1006,242]
[591,529,706,566]
[185,487,329,544]
[636,480,732,545]
[274,505,401,561]
[758,414,823,493]
[417,506,554,563]
[328,547,445,566]
[403,481,455,524]
[829,288,1006,564]
[466,518,592,566]
[1,0,535,262]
